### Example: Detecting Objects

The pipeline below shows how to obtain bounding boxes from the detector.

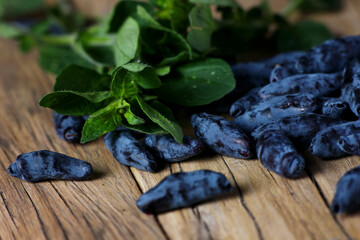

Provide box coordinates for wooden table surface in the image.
[1,1,360,239]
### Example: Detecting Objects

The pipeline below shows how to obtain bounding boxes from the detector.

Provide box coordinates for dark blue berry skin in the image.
[258,73,342,100]
[52,112,86,143]
[256,130,305,178]
[231,62,273,89]
[252,113,347,148]
[308,121,360,159]
[7,150,92,182]
[144,135,204,163]
[191,113,253,159]
[136,170,232,214]
[320,98,350,119]
[104,130,159,172]
[233,93,320,134]
[231,52,306,92]
[270,65,294,83]
[296,36,360,74]
[229,87,262,118]
[269,52,305,82]
[338,133,360,156]
[331,166,360,214]
[263,51,306,67]
[341,60,360,117]
[212,52,307,114]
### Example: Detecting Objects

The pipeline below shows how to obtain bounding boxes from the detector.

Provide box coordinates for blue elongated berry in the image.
[191,113,253,159]
[252,113,346,148]
[256,130,305,178]
[229,87,262,118]
[136,170,232,214]
[296,35,360,74]
[269,52,305,82]
[104,130,159,172]
[233,93,320,134]
[320,98,350,119]
[337,133,360,156]
[8,150,92,182]
[308,121,360,159]
[331,166,360,214]
[144,135,204,162]
[341,59,360,117]
[258,73,342,100]
[52,112,86,143]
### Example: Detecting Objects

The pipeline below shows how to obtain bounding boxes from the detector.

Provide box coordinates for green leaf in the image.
[189,0,237,7]
[0,0,44,18]
[54,64,111,92]
[38,46,94,74]
[111,68,139,98]
[81,105,120,143]
[156,58,235,106]
[0,23,23,39]
[187,5,216,52]
[158,51,189,66]
[122,100,145,125]
[149,100,177,122]
[123,62,149,72]
[114,17,140,66]
[156,66,171,76]
[121,98,168,135]
[136,96,183,143]
[19,35,36,53]
[149,0,193,34]
[106,0,152,32]
[136,5,193,59]
[39,92,108,115]
[275,20,332,52]
[134,67,162,89]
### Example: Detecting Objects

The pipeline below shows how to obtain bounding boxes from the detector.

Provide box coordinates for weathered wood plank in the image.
[307,154,360,239]
[0,39,166,240]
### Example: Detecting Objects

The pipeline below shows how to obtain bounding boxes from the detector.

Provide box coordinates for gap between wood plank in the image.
[20,182,50,240]
[128,168,170,240]
[305,169,352,240]
[220,155,264,240]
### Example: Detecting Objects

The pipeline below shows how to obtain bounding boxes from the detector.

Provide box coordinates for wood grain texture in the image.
[1,0,360,239]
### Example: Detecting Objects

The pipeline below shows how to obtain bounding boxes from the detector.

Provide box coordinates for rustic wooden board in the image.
[1,0,360,239]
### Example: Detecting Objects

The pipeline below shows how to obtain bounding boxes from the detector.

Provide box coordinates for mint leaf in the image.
[106,0,152,32]
[149,100,177,122]
[156,58,235,106]
[187,5,216,52]
[156,66,171,76]
[0,0,44,18]
[136,96,183,143]
[81,105,120,143]
[158,51,189,66]
[134,67,162,89]
[122,98,168,134]
[111,67,138,98]
[275,20,332,52]
[136,5,193,59]
[54,64,111,92]
[189,0,237,7]
[123,62,149,72]
[122,100,145,125]
[0,23,23,38]
[114,17,140,66]
[39,92,108,115]
[39,46,94,74]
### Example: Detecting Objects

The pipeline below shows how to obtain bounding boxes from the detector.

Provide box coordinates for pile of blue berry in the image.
[8,35,360,215]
